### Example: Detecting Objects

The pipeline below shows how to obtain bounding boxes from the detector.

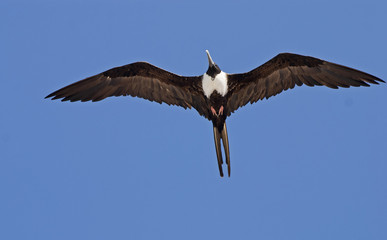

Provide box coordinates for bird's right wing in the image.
[46,62,211,118]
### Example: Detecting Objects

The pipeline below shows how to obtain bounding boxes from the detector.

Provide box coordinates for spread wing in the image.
[226,53,384,115]
[46,62,211,118]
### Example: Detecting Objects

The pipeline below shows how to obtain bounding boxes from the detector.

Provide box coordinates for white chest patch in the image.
[202,71,228,98]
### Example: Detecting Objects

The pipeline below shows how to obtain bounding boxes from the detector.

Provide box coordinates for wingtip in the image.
[45,94,53,99]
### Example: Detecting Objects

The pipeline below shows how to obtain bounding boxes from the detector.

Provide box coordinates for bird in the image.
[46,50,384,177]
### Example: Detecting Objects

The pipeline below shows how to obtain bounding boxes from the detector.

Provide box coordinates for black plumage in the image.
[46,52,384,177]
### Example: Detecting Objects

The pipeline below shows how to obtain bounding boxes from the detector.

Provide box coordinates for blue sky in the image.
[1,0,386,239]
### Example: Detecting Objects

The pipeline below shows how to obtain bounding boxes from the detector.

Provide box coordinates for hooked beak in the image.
[206,50,215,67]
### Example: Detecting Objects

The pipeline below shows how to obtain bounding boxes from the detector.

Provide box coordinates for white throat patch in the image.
[202,71,228,98]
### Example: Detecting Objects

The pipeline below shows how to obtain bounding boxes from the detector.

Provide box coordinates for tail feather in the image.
[221,122,231,177]
[213,125,224,177]
[212,122,231,177]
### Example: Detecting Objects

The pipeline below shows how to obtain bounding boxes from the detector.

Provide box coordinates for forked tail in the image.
[212,122,231,177]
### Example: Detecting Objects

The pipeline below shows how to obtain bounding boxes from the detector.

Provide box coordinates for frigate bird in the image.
[46,50,384,177]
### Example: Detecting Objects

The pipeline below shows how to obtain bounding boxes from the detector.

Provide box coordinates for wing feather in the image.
[226,53,384,115]
[46,62,210,118]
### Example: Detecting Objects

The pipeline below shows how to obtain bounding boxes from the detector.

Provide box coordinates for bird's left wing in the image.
[225,53,384,116]
[46,62,211,118]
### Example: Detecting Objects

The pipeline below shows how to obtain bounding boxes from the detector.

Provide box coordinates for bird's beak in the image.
[206,50,215,67]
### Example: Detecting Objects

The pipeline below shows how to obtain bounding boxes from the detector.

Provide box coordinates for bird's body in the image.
[202,71,228,98]
[46,50,383,177]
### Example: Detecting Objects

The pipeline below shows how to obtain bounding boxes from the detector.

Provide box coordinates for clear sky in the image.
[1,0,386,239]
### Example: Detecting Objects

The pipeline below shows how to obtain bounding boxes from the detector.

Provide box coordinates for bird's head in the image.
[206,50,221,78]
